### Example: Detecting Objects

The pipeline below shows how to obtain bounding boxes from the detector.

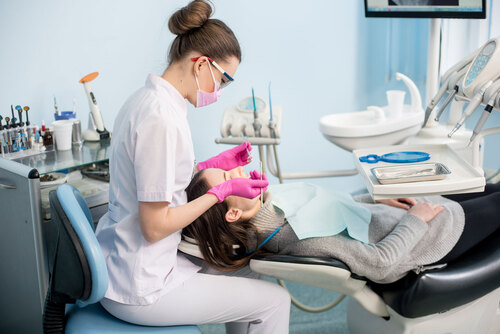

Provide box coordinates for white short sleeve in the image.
[134,112,178,202]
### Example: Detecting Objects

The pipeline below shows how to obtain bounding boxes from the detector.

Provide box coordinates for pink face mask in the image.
[195,62,223,108]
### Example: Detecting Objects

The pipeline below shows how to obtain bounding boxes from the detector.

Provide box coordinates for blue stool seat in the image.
[66,304,201,333]
[45,184,201,333]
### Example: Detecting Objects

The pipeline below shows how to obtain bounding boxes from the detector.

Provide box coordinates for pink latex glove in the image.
[207,177,269,203]
[249,170,268,184]
[198,142,252,171]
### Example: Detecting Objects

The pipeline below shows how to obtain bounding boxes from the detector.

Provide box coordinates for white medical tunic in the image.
[96,74,200,305]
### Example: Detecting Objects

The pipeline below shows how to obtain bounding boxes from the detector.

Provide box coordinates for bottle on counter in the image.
[41,120,54,151]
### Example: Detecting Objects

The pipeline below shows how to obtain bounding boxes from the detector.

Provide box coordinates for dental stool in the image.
[179,229,500,334]
[44,184,201,333]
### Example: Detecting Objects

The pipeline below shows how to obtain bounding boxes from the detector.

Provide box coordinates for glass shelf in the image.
[10,139,111,175]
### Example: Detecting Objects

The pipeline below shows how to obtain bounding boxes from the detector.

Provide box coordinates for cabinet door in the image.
[0,158,46,334]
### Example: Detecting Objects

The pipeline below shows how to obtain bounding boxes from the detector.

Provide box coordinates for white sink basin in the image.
[319,72,425,151]
[319,106,424,151]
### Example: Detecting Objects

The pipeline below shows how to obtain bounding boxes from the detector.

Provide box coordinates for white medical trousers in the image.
[101,273,291,334]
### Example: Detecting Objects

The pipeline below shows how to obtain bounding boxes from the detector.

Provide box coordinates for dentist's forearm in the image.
[139,193,218,243]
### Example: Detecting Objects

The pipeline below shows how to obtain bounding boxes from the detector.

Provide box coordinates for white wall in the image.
[0,0,441,191]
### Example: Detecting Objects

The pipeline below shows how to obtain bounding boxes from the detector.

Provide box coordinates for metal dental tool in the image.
[468,79,500,144]
[469,94,497,145]
[252,87,265,171]
[423,51,477,126]
[448,36,500,136]
[448,80,493,137]
[260,160,264,207]
[433,68,467,123]
[241,132,252,163]
[267,81,283,183]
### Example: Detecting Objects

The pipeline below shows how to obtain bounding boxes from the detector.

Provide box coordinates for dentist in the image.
[95,0,290,332]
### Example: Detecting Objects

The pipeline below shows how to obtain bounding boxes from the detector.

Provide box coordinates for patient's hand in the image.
[408,202,444,223]
[376,198,417,210]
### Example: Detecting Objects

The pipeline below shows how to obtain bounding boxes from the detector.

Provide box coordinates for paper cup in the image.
[386,90,406,118]
[52,120,74,151]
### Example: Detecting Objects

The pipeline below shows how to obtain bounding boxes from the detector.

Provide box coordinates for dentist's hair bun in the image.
[168,0,213,35]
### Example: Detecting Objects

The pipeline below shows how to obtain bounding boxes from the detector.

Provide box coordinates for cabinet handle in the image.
[0,182,16,190]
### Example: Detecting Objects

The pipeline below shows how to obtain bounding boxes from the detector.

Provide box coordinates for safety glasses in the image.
[191,56,234,89]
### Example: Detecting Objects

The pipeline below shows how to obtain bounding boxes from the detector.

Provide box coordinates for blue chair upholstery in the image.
[45,184,201,333]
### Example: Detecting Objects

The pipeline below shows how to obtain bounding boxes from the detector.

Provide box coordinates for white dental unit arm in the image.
[79,72,110,141]
[423,36,500,169]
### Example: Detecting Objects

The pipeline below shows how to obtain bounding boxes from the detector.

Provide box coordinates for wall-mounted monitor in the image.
[365,0,486,18]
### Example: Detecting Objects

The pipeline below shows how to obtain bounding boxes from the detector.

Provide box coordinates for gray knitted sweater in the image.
[250,192,465,283]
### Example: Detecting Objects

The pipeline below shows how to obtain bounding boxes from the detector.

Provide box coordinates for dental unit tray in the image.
[353,144,485,200]
[371,162,450,185]
[359,151,430,164]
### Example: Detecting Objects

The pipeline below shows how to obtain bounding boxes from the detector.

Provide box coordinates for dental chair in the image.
[179,225,500,334]
[44,184,201,333]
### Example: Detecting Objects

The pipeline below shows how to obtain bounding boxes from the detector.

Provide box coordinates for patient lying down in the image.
[184,167,500,283]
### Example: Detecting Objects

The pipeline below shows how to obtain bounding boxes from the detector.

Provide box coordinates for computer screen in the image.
[365,0,486,18]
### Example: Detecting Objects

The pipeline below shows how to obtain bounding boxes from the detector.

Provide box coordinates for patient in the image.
[184,167,500,283]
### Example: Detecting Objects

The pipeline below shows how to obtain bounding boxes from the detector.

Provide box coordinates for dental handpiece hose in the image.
[448,80,493,138]
[469,94,498,145]
[424,76,451,126]
[434,69,468,122]
[434,85,458,122]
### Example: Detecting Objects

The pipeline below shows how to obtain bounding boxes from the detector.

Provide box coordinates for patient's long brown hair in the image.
[184,170,259,271]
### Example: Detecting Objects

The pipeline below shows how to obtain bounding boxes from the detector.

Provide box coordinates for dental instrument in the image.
[79,72,110,141]
[433,68,467,123]
[241,132,252,163]
[260,160,263,207]
[24,106,30,126]
[446,37,500,136]
[54,96,60,116]
[10,105,16,127]
[15,105,23,127]
[448,80,493,137]
[251,87,265,170]
[467,78,500,144]
[267,82,283,183]
[423,53,476,126]
[268,82,273,123]
[251,88,262,137]
[469,96,497,145]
